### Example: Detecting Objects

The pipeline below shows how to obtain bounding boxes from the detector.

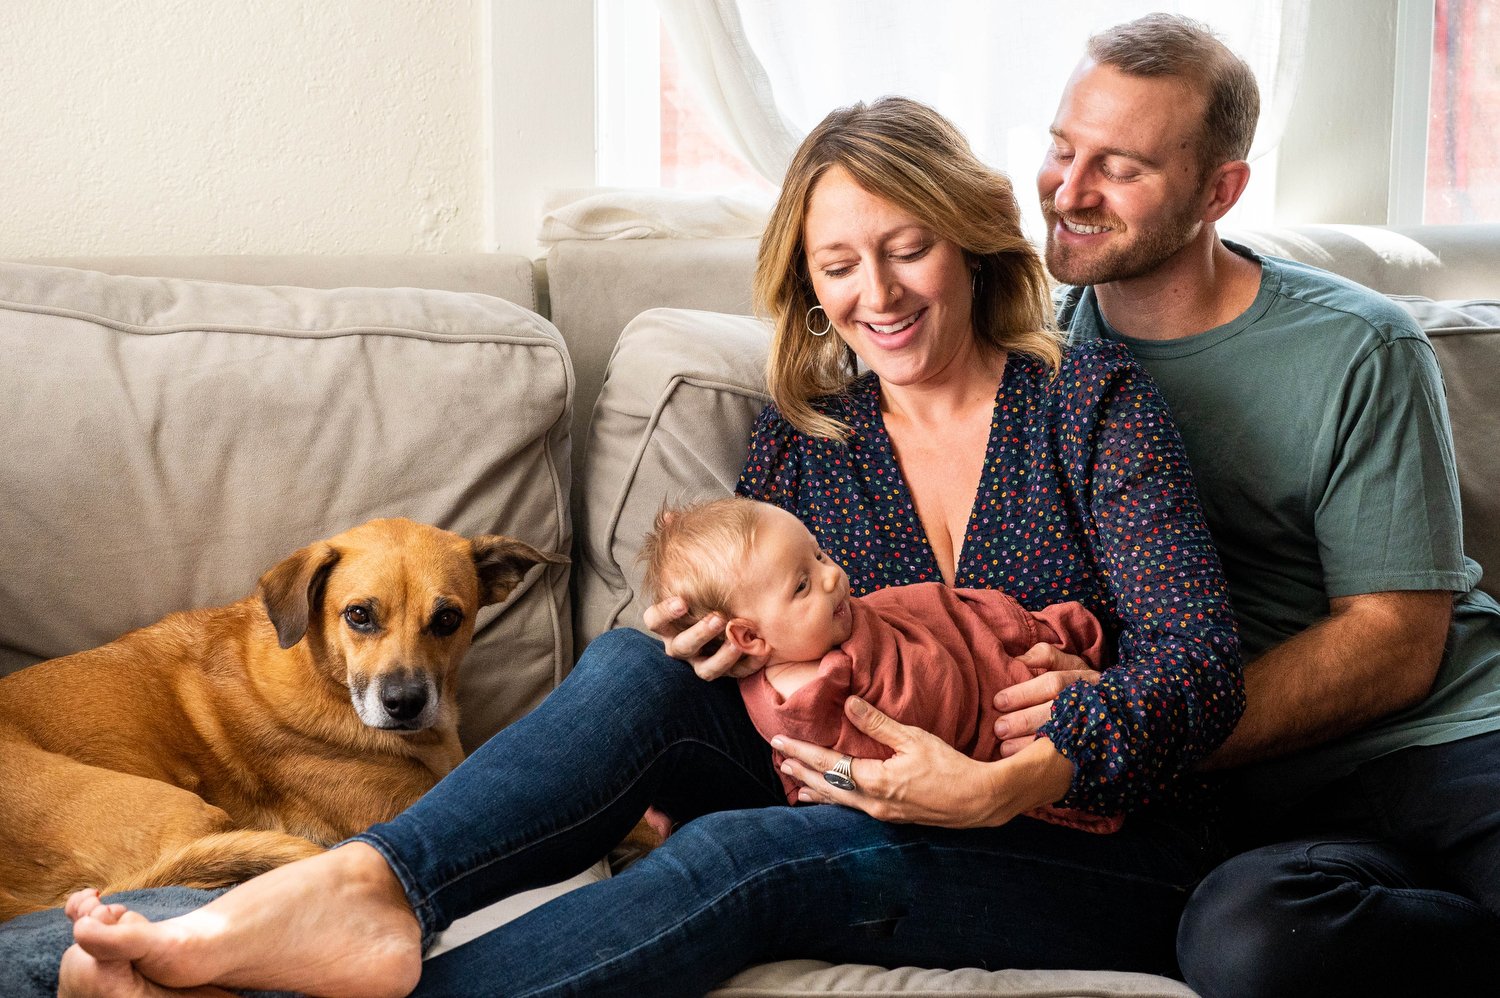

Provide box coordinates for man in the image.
[1007,12,1500,996]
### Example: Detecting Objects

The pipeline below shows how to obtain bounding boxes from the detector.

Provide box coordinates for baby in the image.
[640,496,1120,833]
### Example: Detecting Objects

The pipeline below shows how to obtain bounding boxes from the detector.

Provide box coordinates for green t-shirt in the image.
[1061,242,1500,804]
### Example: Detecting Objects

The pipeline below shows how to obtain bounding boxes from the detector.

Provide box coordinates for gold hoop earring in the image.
[805,305,833,337]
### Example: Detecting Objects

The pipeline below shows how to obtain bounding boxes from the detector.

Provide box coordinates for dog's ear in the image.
[257,541,341,649]
[470,536,569,607]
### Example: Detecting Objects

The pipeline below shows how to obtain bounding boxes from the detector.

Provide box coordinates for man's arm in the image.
[1199,589,1452,770]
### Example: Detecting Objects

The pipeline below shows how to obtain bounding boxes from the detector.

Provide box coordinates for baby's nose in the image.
[821,570,838,592]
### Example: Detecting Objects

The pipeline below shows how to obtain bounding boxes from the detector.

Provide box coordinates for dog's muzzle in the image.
[380,673,430,723]
[352,669,440,731]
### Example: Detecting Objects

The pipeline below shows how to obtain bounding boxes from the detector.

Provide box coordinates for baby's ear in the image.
[724,618,768,658]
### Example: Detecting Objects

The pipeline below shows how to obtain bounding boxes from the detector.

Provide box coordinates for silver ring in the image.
[823,754,857,792]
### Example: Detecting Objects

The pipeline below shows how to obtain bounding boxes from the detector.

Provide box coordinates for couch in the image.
[2,222,1496,996]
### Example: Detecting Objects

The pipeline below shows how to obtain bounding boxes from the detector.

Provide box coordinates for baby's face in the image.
[733,506,853,664]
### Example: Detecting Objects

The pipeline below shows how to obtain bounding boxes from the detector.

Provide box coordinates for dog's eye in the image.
[431,607,463,637]
[343,605,376,632]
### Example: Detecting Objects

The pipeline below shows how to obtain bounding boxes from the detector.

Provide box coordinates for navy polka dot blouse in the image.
[737,341,1243,817]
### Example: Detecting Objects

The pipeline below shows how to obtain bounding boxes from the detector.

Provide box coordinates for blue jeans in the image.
[361,628,1221,996]
[1177,730,1500,998]
[0,628,1221,996]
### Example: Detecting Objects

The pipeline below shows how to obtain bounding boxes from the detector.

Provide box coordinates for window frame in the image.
[1389,0,1436,225]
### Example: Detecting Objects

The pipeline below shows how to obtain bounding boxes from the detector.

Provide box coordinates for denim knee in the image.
[1178,844,1307,998]
[1178,839,1493,998]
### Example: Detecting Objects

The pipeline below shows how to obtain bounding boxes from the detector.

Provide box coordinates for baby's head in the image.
[640,497,853,666]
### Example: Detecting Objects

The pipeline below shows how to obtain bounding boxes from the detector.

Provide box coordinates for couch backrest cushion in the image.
[22,254,542,316]
[0,261,571,750]
[545,239,758,488]
[1229,224,1500,300]
[1393,297,1500,599]
[573,308,770,650]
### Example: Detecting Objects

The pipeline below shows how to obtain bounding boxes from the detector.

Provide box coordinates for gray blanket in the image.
[0,888,297,998]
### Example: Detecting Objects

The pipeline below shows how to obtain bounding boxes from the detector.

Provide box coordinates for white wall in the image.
[0,1,487,257]
[485,0,595,256]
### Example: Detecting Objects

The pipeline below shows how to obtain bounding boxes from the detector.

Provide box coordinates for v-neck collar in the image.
[861,354,1020,586]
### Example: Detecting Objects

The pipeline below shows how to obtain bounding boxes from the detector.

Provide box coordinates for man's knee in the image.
[1178,844,1307,998]
[1178,838,1492,998]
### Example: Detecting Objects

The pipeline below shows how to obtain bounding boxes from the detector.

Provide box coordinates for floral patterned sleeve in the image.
[1037,348,1244,815]
[734,403,804,512]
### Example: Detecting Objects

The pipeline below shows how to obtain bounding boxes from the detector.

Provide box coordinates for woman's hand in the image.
[773,696,1073,828]
[993,643,1101,757]
[642,596,765,680]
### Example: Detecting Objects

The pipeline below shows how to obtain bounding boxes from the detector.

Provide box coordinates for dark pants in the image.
[1177,729,1500,998]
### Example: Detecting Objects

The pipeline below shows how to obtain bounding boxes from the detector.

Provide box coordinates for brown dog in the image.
[0,517,565,921]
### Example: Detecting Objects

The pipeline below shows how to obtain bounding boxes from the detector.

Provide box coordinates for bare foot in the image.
[59,904,236,997]
[69,843,422,998]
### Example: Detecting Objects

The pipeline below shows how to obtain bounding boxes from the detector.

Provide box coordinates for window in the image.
[597,1,1300,234]
[659,25,774,194]
[595,1,1500,229]
[1427,0,1499,222]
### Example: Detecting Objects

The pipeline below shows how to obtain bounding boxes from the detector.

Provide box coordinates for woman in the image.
[54,97,1241,998]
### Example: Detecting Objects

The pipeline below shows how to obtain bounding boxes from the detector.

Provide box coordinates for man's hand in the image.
[992,643,1100,757]
[772,696,1073,828]
[641,596,764,680]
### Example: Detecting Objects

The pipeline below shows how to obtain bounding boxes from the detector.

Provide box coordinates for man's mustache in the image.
[1039,197,1122,231]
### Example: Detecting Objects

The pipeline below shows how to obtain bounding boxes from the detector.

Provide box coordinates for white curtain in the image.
[656,0,1310,234]
[654,0,803,181]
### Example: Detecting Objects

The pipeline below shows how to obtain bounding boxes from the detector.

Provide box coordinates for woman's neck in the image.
[880,347,1007,427]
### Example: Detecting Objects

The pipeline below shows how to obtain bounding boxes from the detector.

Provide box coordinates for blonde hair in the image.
[639,497,765,621]
[1088,14,1260,177]
[753,95,1061,440]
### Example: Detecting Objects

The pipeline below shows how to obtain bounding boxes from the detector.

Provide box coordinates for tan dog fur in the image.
[0,517,565,921]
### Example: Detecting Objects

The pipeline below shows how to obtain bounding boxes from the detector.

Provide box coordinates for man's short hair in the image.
[1088,13,1261,175]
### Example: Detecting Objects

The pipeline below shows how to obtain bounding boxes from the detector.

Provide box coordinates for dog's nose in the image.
[379,674,430,723]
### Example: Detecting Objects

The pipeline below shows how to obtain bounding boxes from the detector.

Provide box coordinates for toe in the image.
[65,888,103,922]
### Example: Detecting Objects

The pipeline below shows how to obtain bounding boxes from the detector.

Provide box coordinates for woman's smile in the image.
[860,307,927,347]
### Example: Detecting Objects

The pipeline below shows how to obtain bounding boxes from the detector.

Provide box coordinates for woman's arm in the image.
[641,598,762,680]
[1035,351,1244,815]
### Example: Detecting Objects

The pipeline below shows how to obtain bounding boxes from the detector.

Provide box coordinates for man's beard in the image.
[1041,196,1202,286]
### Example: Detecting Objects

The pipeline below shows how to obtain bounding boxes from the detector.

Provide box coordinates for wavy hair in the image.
[753,96,1060,440]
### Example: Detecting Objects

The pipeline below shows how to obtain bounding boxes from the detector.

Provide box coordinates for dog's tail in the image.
[103,830,326,895]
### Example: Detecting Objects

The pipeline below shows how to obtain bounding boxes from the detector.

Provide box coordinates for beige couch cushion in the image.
[0,261,571,750]
[546,239,758,486]
[24,254,542,315]
[709,962,1199,997]
[573,307,769,650]
[1229,224,1500,300]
